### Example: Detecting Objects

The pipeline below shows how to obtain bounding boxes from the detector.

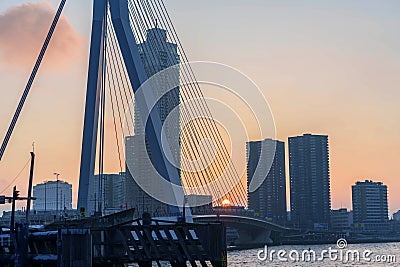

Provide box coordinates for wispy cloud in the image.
[0,1,84,70]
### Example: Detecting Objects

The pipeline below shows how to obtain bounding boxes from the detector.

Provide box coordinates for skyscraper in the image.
[247,139,287,224]
[289,134,331,229]
[125,27,180,217]
[352,180,388,231]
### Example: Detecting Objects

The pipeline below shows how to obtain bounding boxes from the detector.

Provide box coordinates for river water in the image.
[229,242,399,266]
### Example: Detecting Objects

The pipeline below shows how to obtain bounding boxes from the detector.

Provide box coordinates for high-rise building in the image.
[289,134,331,229]
[125,27,181,217]
[86,173,126,216]
[33,180,72,211]
[246,139,287,224]
[352,180,388,231]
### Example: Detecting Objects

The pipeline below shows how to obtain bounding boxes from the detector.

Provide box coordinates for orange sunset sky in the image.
[0,1,399,215]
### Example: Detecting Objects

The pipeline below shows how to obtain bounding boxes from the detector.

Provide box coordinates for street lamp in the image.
[53,172,60,218]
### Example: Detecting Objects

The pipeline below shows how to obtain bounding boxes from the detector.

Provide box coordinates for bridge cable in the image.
[111,3,202,197]
[152,0,248,205]
[131,0,223,198]
[129,0,228,203]
[129,0,216,197]
[106,20,136,168]
[106,44,123,173]
[144,0,245,204]
[107,15,135,136]
[141,0,234,202]
[130,0,247,206]
[108,1,247,206]
[0,0,67,161]
[109,10,205,196]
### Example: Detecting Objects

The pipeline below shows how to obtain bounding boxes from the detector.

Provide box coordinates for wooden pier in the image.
[0,209,227,267]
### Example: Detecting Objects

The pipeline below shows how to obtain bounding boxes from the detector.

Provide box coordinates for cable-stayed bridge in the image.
[0,0,247,218]
[79,0,248,217]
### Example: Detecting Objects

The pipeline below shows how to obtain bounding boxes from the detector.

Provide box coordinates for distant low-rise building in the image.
[331,208,353,232]
[33,180,72,211]
[186,194,213,214]
[393,210,400,221]
[0,209,78,226]
[186,194,212,207]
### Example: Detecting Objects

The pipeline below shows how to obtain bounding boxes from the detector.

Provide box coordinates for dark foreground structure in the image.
[0,209,227,267]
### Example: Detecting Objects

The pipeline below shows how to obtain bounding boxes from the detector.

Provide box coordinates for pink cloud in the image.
[0,1,84,70]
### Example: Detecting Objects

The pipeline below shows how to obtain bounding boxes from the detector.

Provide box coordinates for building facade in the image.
[125,27,181,217]
[352,180,388,231]
[247,139,287,224]
[289,134,331,229]
[330,208,353,232]
[33,180,72,211]
[86,173,126,216]
[393,210,400,221]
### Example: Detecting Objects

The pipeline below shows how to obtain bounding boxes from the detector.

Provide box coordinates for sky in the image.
[0,0,399,215]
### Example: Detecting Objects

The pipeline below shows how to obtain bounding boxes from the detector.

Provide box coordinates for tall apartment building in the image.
[247,139,287,224]
[33,180,72,211]
[352,180,388,231]
[125,27,181,217]
[289,134,331,229]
